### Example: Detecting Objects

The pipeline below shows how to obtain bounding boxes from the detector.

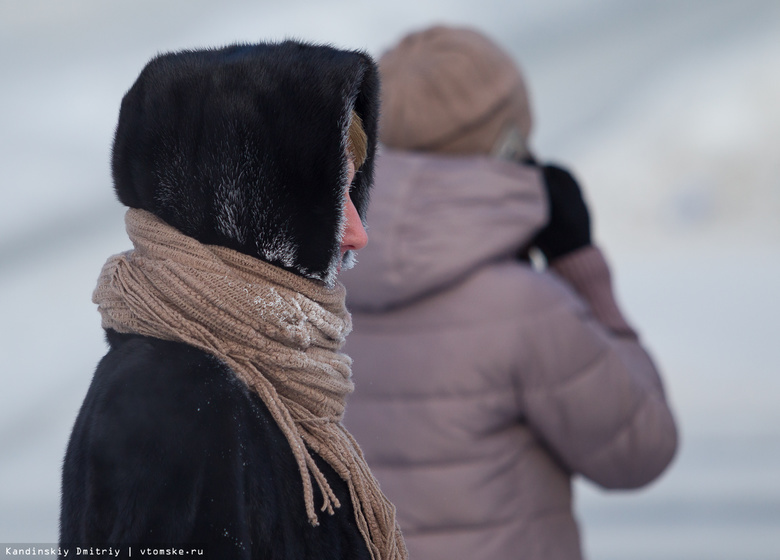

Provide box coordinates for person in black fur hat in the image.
[60,41,407,560]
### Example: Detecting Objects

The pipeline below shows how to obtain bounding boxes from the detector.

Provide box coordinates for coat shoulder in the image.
[77,331,257,459]
[61,331,270,549]
[62,331,371,560]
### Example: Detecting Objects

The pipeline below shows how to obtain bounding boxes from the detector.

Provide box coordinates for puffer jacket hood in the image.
[112,41,379,287]
[341,149,547,310]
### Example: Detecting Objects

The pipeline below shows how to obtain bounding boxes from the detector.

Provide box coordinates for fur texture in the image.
[61,331,370,559]
[111,42,379,285]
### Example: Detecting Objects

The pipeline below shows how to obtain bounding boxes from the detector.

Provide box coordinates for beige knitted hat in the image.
[378,25,533,156]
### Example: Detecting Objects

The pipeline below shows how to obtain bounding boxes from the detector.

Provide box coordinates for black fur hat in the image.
[112,41,379,286]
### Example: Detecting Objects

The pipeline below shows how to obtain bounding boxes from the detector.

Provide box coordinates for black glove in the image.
[531,163,591,262]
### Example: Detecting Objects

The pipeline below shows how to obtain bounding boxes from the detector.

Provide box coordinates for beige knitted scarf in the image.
[93,208,406,560]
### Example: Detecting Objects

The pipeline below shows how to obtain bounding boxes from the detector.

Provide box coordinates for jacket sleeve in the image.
[60,339,253,555]
[518,245,678,489]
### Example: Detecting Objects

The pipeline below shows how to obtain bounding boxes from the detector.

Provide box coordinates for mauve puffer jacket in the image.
[341,150,677,560]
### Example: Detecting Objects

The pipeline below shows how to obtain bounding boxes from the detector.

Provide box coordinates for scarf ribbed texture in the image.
[93,208,406,560]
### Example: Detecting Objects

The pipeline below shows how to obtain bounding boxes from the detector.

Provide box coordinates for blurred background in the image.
[1,1,778,558]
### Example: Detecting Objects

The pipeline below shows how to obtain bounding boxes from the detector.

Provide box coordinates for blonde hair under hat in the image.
[378,25,533,156]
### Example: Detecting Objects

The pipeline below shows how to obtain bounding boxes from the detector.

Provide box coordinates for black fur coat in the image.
[60,41,379,559]
[61,331,370,558]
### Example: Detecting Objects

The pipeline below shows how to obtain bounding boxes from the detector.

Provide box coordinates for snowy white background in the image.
[1,1,778,558]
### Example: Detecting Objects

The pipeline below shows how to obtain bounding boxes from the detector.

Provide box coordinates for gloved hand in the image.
[531,163,591,262]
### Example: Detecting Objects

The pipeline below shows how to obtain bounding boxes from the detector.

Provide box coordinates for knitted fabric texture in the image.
[93,208,407,560]
[378,25,532,155]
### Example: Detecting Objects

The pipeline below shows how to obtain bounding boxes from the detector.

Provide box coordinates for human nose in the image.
[341,194,368,252]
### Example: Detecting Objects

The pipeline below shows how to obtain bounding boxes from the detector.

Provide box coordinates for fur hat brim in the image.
[112,41,379,286]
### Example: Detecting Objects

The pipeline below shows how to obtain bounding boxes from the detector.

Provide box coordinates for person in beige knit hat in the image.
[341,25,677,560]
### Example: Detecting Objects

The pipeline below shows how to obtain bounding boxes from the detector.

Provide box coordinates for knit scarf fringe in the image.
[93,208,407,560]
